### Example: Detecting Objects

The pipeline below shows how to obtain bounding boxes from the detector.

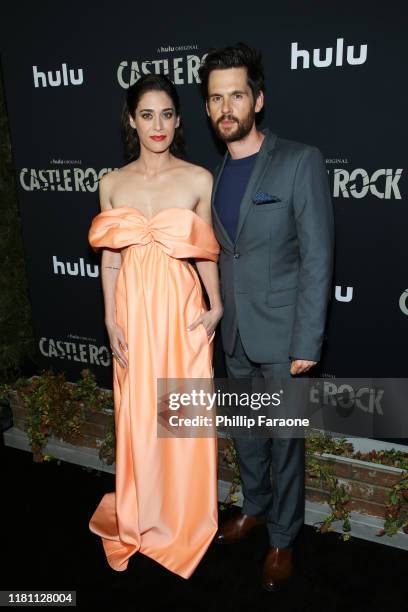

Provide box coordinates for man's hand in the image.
[290,359,317,375]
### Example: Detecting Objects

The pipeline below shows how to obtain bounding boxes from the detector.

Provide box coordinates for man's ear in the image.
[205,100,210,117]
[255,90,264,114]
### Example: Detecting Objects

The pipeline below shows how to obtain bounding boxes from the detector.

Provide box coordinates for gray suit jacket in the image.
[211,127,335,363]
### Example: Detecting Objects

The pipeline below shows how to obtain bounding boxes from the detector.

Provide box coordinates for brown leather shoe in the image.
[215,511,267,544]
[262,546,293,591]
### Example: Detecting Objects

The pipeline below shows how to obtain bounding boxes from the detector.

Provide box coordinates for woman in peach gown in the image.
[87,74,222,579]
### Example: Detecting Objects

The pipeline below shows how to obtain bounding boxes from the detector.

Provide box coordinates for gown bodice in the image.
[88,206,220,262]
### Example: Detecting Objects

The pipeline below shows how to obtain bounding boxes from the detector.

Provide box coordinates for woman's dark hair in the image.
[198,42,265,103]
[121,74,185,162]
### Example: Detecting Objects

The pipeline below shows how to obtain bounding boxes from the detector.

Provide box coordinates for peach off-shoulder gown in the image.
[87,206,220,579]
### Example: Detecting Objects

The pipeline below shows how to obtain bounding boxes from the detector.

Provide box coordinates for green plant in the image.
[305,430,353,456]
[98,416,116,465]
[304,431,353,540]
[221,429,408,541]
[219,435,241,510]
[354,449,408,471]
[10,368,113,462]
[378,471,408,537]
[71,368,113,413]
[305,453,352,540]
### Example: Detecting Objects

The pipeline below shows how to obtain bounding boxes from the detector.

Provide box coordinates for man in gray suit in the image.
[198,43,334,591]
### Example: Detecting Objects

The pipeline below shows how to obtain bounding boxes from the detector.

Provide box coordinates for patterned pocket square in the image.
[252,190,282,205]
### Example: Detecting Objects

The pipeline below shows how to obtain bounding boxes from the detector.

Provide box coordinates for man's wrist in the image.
[290,357,318,362]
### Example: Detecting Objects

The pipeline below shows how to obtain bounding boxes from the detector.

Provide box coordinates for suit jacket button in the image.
[234,252,240,258]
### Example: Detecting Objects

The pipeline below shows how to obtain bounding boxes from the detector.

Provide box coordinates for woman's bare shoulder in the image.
[98,166,136,211]
[102,163,137,181]
[99,168,119,187]
[176,160,213,184]
[99,163,137,189]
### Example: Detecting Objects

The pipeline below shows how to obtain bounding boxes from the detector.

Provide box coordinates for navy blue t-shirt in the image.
[214,152,258,242]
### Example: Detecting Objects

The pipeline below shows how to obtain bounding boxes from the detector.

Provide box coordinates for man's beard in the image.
[212,107,255,143]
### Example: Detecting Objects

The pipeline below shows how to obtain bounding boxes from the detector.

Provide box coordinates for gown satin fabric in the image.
[87,205,220,579]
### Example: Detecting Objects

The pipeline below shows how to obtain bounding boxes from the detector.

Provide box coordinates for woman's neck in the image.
[136,146,175,177]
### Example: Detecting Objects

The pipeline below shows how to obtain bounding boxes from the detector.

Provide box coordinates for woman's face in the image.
[129,89,180,154]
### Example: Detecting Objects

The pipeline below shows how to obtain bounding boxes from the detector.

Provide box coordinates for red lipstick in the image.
[150,135,166,141]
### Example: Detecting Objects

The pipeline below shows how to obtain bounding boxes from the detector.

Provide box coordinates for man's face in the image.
[206,67,263,142]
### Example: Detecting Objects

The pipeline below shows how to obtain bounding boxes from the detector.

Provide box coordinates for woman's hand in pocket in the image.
[188,305,223,339]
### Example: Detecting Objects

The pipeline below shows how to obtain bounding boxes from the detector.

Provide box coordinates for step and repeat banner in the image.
[1,3,407,401]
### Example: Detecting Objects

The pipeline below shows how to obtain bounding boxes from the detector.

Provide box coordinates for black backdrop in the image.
[1,2,407,397]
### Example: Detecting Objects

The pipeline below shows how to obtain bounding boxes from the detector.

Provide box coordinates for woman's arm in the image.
[188,169,223,338]
[98,173,128,368]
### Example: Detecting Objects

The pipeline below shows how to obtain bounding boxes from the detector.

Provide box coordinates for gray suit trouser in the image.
[224,330,305,548]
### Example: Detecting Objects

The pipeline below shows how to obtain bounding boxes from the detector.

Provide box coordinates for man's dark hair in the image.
[198,42,265,102]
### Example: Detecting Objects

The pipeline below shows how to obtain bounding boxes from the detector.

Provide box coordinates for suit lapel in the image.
[211,150,234,249]
[211,128,279,247]
[234,128,278,243]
